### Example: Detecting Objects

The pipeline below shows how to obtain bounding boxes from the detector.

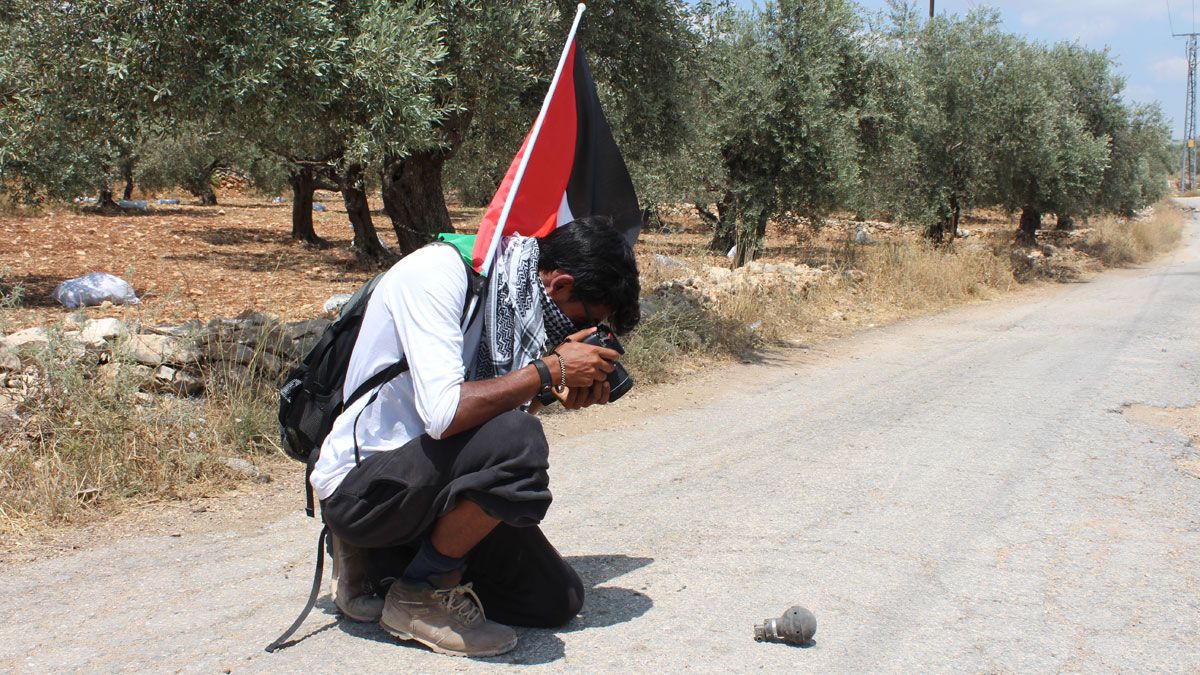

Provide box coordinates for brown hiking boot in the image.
[380,579,518,657]
[330,535,384,622]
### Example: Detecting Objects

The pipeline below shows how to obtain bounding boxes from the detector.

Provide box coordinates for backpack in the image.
[267,238,482,653]
[277,237,482,516]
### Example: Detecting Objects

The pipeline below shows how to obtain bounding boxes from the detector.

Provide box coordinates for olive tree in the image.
[683,0,864,265]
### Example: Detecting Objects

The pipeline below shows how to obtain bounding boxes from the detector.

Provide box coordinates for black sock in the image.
[401,537,465,585]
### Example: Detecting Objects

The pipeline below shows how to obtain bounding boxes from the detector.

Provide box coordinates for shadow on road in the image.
[323,553,654,664]
[500,554,654,664]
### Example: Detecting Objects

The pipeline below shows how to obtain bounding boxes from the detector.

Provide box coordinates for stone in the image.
[0,349,20,372]
[152,320,203,338]
[62,313,87,330]
[323,294,353,315]
[221,456,269,483]
[79,318,127,348]
[854,227,872,245]
[98,362,154,388]
[207,341,283,375]
[124,333,201,367]
[653,254,688,270]
[154,365,205,396]
[1,327,49,351]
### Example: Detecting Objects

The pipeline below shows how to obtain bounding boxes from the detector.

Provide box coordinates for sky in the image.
[733,0,1192,138]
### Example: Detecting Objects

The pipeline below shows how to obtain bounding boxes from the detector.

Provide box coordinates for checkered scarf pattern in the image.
[468,236,576,382]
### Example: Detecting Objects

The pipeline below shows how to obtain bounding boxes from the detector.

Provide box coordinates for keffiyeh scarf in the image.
[468,236,577,381]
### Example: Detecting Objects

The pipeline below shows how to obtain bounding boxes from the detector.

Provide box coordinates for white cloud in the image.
[1122,83,1159,104]
[1150,56,1190,82]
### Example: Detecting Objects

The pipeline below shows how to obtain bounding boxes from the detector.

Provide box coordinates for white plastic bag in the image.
[51,272,140,309]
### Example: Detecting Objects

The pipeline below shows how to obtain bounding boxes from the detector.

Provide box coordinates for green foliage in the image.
[0,0,1176,245]
[681,0,865,260]
[987,41,1110,223]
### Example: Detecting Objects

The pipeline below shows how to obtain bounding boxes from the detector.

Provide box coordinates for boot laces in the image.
[434,582,485,626]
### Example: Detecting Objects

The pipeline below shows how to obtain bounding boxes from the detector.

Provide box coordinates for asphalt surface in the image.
[3,207,1200,672]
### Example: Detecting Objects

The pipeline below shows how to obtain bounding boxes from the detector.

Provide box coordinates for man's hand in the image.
[555,379,611,410]
[550,327,619,388]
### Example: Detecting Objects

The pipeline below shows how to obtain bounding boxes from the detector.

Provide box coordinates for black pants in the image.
[322,410,583,628]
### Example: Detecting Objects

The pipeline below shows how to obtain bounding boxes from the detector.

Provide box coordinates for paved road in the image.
[4,208,1200,673]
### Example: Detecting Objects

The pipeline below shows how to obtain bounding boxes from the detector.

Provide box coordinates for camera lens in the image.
[607,362,634,401]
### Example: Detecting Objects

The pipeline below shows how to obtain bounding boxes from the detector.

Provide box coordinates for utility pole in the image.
[1175,27,1200,191]
[929,0,934,19]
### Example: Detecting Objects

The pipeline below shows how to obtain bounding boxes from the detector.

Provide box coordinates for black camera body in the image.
[579,325,634,402]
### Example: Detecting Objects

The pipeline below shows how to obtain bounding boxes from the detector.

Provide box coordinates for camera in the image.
[579,325,634,402]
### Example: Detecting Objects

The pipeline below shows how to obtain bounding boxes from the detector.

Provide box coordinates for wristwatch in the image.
[532,358,558,406]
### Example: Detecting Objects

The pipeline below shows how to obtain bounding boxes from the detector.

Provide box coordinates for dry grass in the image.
[1081,207,1185,267]
[0,332,279,533]
[624,232,1017,382]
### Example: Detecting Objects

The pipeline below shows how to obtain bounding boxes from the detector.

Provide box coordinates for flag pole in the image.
[478,3,586,279]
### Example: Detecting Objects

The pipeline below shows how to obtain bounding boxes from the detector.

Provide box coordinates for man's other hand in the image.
[555,379,611,409]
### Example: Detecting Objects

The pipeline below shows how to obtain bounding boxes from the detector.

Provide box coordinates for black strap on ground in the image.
[265,525,328,653]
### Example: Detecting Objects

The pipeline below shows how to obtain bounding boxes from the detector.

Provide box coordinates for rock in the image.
[312,202,328,212]
[98,361,154,388]
[79,318,127,348]
[62,313,87,330]
[0,349,20,372]
[221,457,269,483]
[323,294,353,315]
[279,318,331,355]
[124,333,200,367]
[150,320,203,338]
[854,227,872,245]
[653,254,688,270]
[154,365,205,396]
[703,266,732,281]
[2,327,49,351]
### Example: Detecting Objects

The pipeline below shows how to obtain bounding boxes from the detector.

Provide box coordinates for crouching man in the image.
[309,217,640,657]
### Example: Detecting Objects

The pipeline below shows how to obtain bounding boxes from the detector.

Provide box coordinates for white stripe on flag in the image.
[555,191,574,228]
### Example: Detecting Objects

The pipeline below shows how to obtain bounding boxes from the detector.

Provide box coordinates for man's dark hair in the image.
[537,216,640,334]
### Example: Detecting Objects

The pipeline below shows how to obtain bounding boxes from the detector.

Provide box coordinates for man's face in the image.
[540,269,612,328]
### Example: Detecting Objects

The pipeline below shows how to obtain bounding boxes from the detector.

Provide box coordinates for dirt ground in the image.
[0,189,1028,332]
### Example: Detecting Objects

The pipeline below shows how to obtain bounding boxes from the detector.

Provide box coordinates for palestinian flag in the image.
[472,33,641,273]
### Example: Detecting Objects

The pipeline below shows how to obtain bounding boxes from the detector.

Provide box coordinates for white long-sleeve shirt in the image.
[310,244,484,500]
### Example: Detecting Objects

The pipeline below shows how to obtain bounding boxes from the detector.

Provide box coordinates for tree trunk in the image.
[1018,206,1041,244]
[342,163,393,265]
[951,195,961,240]
[197,184,217,206]
[287,166,325,246]
[381,150,451,255]
[121,166,134,201]
[1056,213,1075,230]
[193,161,218,205]
[704,193,736,253]
[732,212,769,269]
[927,194,961,243]
[380,110,473,255]
[95,187,118,212]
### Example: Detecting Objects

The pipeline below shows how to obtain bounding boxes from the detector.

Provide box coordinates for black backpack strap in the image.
[265,524,329,653]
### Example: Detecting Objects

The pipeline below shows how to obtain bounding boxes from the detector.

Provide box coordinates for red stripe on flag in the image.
[472,42,579,270]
